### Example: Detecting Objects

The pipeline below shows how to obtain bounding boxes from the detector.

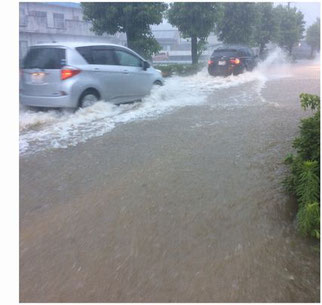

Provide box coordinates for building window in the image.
[53,13,64,29]
[19,8,27,26]
[72,15,79,21]
[30,11,47,26]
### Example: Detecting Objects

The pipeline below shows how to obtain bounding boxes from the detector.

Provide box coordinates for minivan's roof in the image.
[30,42,146,60]
[31,42,125,49]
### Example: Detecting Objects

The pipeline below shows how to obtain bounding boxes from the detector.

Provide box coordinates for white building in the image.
[19,2,126,59]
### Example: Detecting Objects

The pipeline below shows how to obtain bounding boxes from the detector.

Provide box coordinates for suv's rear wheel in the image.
[233,64,246,76]
[79,89,100,108]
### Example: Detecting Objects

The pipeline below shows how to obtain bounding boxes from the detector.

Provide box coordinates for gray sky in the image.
[278,2,320,28]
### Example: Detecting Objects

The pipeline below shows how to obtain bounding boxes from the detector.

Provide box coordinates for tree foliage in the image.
[167,2,222,64]
[306,18,320,57]
[215,3,306,56]
[274,5,305,55]
[253,3,279,55]
[81,2,167,58]
[215,3,258,46]
[284,94,320,239]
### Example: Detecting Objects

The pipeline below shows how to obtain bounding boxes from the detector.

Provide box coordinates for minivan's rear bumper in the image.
[20,93,75,108]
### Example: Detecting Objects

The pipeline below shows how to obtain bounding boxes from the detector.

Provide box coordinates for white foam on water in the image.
[19,48,291,155]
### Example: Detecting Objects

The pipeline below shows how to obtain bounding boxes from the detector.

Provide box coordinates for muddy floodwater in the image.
[20,54,320,302]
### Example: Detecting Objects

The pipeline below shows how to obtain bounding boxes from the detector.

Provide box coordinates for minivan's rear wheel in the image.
[79,89,100,108]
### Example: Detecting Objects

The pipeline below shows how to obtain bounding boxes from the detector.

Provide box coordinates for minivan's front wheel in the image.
[79,89,100,108]
[153,80,163,86]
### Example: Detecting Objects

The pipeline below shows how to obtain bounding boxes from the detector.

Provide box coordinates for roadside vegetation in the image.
[284,94,320,239]
[306,18,320,58]
[154,63,204,77]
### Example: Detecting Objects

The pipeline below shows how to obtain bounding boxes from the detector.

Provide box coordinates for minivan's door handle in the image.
[122,70,129,74]
[94,68,100,71]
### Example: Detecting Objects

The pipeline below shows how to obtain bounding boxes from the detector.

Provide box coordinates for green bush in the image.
[284,93,320,239]
[154,63,204,77]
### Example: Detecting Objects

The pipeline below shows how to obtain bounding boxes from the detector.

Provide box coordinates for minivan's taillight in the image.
[61,67,81,80]
[230,58,240,65]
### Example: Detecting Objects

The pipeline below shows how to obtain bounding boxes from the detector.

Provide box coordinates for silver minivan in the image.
[20,42,164,108]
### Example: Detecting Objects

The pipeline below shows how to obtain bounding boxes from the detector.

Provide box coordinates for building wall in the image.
[19,2,126,59]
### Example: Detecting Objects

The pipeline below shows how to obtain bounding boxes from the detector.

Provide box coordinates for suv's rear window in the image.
[23,48,65,69]
[212,49,238,57]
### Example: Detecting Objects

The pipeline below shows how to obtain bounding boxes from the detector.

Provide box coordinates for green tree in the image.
[167,2,223,65]
[215,3,258,46]
[81,2,167,59]
[274,5,305,55]
[306,18,320,58]
[253,3,279,56]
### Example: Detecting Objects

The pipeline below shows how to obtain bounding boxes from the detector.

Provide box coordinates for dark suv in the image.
[208,45,258,76]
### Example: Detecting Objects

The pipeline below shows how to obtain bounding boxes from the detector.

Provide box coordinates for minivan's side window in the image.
[23,48,65,69]
[76,47,92,63]
[92,48,117,65]
[114,50,142,67]
[76,47,117,65]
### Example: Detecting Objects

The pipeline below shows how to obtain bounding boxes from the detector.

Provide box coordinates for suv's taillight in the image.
[208,60,214,65]
[61,67,81,80]
[230,58,240,65]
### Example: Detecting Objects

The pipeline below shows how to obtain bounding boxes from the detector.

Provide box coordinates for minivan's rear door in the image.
[21,47,65,96]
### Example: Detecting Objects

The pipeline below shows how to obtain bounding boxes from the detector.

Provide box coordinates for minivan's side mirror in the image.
[143,61,150,71]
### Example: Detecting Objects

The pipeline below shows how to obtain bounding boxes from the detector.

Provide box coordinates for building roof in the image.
[151,21,177,31]
[47,2,81,8]
[153,30,178,40]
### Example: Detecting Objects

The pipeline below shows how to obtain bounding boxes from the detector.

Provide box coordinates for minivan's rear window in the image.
[23,48,65,69]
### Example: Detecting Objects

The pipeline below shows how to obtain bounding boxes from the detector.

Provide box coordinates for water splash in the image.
[19,48,292,155]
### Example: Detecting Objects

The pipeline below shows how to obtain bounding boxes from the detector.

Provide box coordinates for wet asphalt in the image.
[20,61,320,302]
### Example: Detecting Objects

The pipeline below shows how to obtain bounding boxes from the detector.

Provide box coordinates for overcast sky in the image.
[277,2,320,28]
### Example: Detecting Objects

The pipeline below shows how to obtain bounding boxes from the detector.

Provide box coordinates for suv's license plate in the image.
[218,61,226,66]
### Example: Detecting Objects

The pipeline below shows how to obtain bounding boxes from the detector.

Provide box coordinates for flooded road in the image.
[20,54,320,302]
